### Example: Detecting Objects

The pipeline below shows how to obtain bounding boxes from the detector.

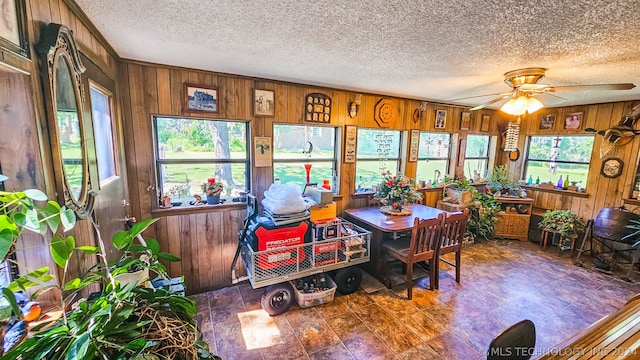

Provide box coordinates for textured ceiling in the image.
[75,0,640,109]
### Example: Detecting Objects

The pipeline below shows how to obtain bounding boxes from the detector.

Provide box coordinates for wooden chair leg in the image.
[430,259,436,290]
[406,263,413,300]
[455,251,461,283]
[434,259,440,290]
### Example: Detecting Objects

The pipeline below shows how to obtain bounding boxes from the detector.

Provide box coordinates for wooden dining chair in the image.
[436,209,470,289]
[382,214,444,299]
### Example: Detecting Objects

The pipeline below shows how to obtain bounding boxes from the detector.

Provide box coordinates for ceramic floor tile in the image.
[195,240,640,360]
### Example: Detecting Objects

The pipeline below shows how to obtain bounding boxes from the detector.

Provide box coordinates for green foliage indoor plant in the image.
[373,172,422,211]
[538,209,586,239]
[486,165,523,196]
[0,186,219,359]
[467,193,500,241]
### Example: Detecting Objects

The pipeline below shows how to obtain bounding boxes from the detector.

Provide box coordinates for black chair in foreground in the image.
[487,319,536,360]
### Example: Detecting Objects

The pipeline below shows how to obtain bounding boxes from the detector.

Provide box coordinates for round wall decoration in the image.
[508,149,520,162]
[601,157,623,178]
[374,98,396,128]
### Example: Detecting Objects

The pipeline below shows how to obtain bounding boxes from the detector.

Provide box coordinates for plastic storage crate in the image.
[291,276,337,308]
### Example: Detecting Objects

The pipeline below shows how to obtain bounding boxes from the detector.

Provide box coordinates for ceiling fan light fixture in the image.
[500,95,543,116]
[526,97,544,114]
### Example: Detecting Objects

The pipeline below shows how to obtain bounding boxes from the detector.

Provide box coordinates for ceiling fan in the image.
[453,67,636,115]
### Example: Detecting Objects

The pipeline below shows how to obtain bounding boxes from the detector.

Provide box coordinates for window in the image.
[273,124,337,187]
[356,129,401,191]
[90,84,118,184]
[464,135,491,179]
[153,117,249,204]
[524,135,594,186]
[415,132,451,184]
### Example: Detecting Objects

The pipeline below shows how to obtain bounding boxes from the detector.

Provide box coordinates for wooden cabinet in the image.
[493,197,534,241]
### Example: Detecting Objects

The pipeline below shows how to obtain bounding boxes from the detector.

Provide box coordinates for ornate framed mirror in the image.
[37,24,94,218]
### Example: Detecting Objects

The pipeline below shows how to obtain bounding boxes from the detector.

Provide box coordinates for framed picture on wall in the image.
[254,89,275,116]
[460,112,471,130]
[0,0,29,58]
[254,137,272,167]
[564,112,583,130]
[409,129,419,162]
[435,110,447,129]
[184,84,218,114]
[540,114,555,130]
[344,125,357,163]
[481,114,491,132]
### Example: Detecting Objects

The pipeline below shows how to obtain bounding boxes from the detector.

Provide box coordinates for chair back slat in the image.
[408,215,443,262]
[441,210,470,252]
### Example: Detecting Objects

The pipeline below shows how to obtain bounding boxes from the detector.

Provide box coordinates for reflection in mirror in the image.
[37,23,94,218]
[55,56,83,200]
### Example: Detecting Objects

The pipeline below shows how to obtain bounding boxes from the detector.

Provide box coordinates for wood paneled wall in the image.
[0,0,120,300]
[119,61,512,292]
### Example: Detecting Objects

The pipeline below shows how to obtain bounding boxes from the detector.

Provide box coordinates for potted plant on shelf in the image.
[202,177,224,205]
[538,209,586,246]
[486,165,525,197]
[443,178,477,204]
[373,171,422,215]
[0,183,219,359]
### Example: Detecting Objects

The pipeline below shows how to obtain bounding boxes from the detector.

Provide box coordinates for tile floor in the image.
[191,240,640,360]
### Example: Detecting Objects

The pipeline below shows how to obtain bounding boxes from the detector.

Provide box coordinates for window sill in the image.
[623,198,640,206]
[151,201,246,217]
[521,185,590,198]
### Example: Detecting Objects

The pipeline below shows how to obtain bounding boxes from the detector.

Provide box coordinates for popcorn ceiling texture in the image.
[75,0,640,108]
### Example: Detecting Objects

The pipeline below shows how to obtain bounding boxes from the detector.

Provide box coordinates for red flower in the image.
[387,180,393,186]
[392,203,399,209]
[398,182,403,186]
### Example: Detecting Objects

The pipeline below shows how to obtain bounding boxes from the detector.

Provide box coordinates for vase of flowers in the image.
[202,178,224,205]
[373,172,422,215]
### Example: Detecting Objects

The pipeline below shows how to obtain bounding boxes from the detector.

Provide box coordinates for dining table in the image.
[344,204,447,288]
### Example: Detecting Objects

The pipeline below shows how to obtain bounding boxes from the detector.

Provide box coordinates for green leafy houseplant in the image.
[538,209,586,239]
[0,187,219,359]
[373,172,422,211]
[622,218,640,248]
[486,165,523,197]
[467,193,500,241]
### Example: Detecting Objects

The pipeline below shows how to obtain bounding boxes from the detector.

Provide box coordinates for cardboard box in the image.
[310,202,337,222]
[304,186,333,205]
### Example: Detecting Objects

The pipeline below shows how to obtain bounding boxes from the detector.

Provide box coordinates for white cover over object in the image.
[262,184,311,214]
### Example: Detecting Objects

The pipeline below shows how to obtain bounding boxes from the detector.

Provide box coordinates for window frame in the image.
[89,81,119,186]
[523,134,595,184]
[464,134,491,179]
[416,131,452,178]
[355,128,403,191]
[152,116,251,201]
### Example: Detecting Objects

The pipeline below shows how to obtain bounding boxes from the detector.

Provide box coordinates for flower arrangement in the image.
[202,178,224,196]
[373,172,422,211]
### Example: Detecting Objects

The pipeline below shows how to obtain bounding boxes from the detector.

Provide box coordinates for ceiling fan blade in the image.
[448,91,513,102]
[518,83,551,92]
[536,92,567,106]
[469,94,514,111]
[550,83,636,92]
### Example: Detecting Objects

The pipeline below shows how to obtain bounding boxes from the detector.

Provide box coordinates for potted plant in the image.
[486,165,524,197]
[467,193,501,241]
[373,171,422,214]
[444,178,477,204]
[0,184,219,359]
[538,209,586,242]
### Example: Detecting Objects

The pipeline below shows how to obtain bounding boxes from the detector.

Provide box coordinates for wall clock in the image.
[374,98,396,128]
[508,149,520,162]
[601,157,623,178]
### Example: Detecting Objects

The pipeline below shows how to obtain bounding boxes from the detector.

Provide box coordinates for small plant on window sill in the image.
[202,178,224,196]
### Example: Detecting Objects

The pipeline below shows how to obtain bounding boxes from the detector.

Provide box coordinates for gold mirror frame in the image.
[37,23,94,218]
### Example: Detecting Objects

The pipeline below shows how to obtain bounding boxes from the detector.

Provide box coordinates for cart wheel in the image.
[334,267,362,295]
[261,283,295,316]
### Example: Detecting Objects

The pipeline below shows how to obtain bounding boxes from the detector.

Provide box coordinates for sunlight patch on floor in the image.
[237,309,282,350]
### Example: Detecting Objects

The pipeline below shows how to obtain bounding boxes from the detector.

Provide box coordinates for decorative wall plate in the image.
[508,149,520,162]
[304,93,331,123]
[601,157,623,178]
[374,98,396,128]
